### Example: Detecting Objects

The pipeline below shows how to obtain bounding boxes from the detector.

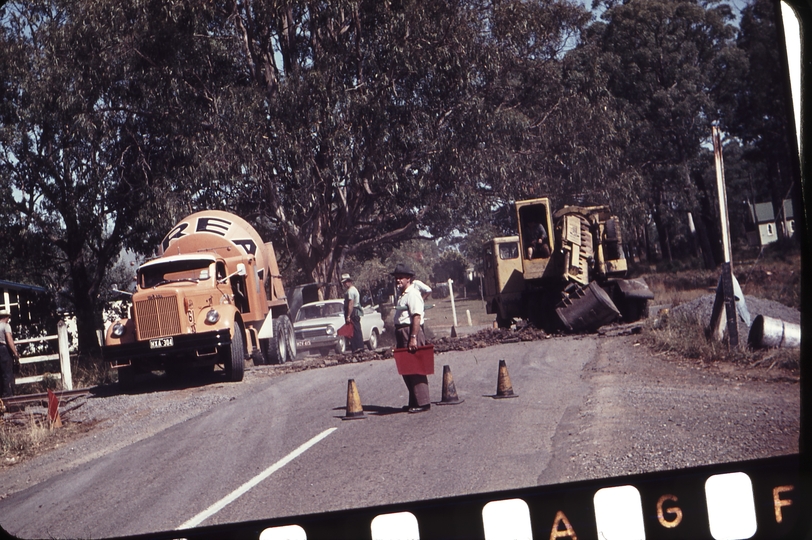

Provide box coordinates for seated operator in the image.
[524,220,551,259]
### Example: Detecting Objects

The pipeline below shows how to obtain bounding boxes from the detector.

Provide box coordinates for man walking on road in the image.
[391,263,430,413]
[341,274,365,353]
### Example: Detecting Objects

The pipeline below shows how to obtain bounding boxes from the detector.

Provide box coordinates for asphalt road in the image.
[0,333,800,539]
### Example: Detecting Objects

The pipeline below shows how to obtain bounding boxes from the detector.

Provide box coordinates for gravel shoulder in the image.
[540,330,800,484]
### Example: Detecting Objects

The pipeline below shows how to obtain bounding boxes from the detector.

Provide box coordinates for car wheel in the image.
[367,328,379,350]
[224,324,245,382]
[335,336,347,354]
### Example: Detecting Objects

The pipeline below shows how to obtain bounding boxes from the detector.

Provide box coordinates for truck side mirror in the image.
[112,286,132,297]
[219,263,248,284]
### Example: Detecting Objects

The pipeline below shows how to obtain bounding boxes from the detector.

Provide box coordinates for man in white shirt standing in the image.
[391,263,430,413]
[341,274,365,353]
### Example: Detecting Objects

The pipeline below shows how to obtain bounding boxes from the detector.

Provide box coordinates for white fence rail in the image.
[14,320,72,391]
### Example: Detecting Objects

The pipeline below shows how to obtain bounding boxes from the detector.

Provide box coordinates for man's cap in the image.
[0,310,10,318]
[340,273,353,283]
[390,263,415,277]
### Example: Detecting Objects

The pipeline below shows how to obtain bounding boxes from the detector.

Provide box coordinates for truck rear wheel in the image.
[282,315,297,362]
[265,318,288,364]
[224,326,245,382]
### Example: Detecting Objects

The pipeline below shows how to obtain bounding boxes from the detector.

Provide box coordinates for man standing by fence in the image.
[0,310,20,398]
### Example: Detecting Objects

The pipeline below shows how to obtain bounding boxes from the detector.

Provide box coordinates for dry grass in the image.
[14,354,116,396]
[643,310,800,371]
[2,356,114,468]
[643,250,801,310]
[642,248,801,371]
[1,413,54,467]
[1,414,98,469]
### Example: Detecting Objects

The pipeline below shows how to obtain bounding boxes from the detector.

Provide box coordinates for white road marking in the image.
[176,427,338,530]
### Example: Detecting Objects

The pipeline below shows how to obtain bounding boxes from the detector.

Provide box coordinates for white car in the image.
[293,300,385,355]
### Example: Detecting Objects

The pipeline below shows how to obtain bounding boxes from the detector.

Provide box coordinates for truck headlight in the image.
[326,325,335,336]
[111,322,126,337]
[205,309,220,324]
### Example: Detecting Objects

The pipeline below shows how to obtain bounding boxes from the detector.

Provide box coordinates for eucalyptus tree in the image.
[592,0,742,263]
[0,1,238,354]
[724,0,798,226]
[221,0,594,289]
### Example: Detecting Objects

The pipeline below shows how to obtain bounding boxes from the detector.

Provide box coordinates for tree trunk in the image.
[652,209,672,263]
[694,215,718,270]
[68,263,103,357]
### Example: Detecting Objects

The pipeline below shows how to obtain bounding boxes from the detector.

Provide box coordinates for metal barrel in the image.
[747,315,801,349]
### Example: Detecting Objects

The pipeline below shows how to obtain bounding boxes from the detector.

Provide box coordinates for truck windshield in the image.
[140,260,213,288]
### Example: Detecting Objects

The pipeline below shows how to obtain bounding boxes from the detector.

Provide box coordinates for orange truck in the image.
[103,210,296,387]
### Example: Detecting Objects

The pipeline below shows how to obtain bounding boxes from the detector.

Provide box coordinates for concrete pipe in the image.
[747,315,801,349]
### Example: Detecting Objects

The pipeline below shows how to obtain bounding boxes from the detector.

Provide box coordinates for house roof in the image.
[0,280,47,293]
[783,199,795,219]
[753,202,775,223]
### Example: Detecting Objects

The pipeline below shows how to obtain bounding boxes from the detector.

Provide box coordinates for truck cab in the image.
[515,198,555,281]
[482,236,524,327]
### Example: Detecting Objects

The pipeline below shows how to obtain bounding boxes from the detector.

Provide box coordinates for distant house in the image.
[0,279,49,325]
[781,199,796,239]
[745,202,779,247]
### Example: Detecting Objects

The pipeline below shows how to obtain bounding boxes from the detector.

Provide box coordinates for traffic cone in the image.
[437,365,464,405]
[491,359,518,399]
[342,379,367,420]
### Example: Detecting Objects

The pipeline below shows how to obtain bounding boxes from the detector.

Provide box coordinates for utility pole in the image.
[707,126,750,347]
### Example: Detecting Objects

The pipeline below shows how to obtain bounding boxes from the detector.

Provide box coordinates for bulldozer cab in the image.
[515,198,554,281]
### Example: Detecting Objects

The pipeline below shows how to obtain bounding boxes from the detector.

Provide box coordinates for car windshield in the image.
[140,259,213,288]
[296,302,343,322]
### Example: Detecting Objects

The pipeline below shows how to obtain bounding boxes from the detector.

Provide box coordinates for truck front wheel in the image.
[118,365,135,391]
[224,326,246,382]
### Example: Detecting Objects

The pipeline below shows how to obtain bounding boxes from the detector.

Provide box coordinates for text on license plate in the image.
[150,337,174,349]
[296,340,311,347]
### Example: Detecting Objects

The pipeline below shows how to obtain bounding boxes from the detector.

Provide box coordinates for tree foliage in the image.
[0,0,797,353]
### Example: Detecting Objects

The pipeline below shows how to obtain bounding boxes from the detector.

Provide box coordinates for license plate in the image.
[296,340,311,347]
[149,337,174,349]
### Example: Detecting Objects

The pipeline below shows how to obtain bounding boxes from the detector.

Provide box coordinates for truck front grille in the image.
[135,296,182,339]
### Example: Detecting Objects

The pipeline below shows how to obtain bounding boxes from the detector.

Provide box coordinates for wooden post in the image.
[447,279,458,328]
[57,320,73,390]
[707,127,740,347]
